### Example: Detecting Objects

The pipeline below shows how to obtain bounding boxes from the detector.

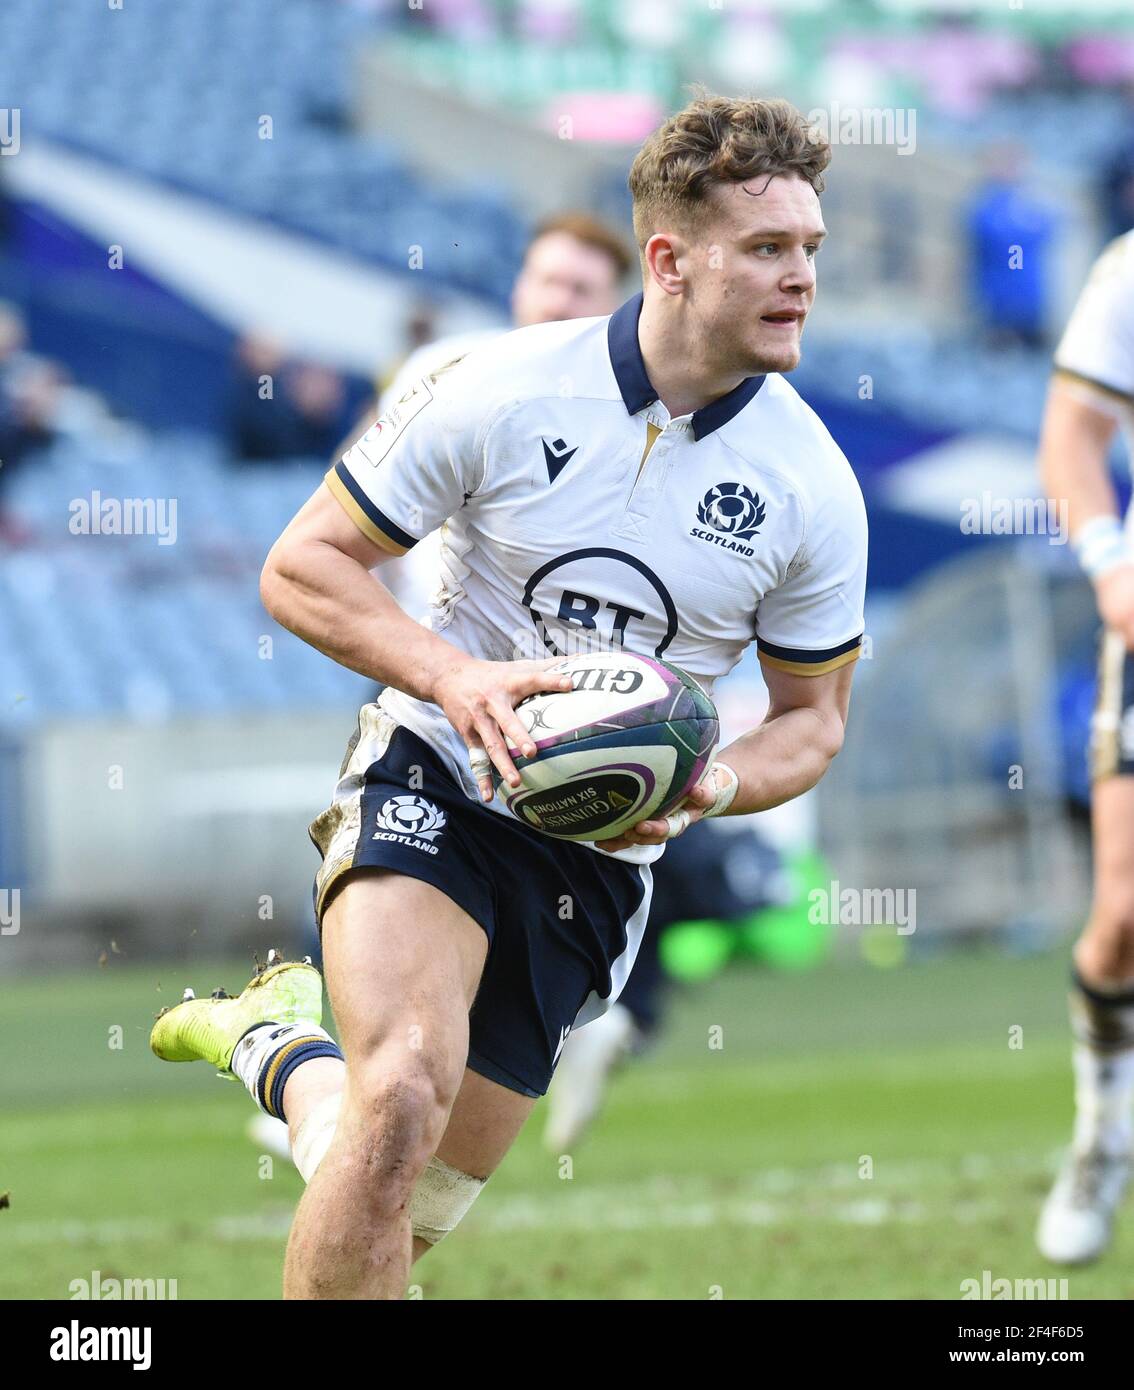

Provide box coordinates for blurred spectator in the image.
[284,363,349,456]
[0,300,32,386]
[0,162,10,250]
[229,334,349,462]
[0,304,56,542]
[2,358,65,464]
[403,302,440,356]
[0,304,58,495]
[1100,142,1134,243]
[375,302,441,401]
[0,301,144,541]
[1096,85,1134,242]
[228,335,288,461]
[966,145,1058,350]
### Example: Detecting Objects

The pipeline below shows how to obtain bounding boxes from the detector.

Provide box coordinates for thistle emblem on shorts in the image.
[374,795,447,841]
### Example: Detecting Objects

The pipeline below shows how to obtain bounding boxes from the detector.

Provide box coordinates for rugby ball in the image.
[496,652,719,841]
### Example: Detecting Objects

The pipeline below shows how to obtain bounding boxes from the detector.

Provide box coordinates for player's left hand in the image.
[594,775,720,854]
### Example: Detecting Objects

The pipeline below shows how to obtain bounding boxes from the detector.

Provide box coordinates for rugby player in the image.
[1037,230,1134,1264]
[244,210,633,1160]
[151,94,868,1299]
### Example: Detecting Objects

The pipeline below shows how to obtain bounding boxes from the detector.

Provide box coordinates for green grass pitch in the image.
[3,946,1133,1299]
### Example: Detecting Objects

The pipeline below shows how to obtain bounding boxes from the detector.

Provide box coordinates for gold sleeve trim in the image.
[758,646,861,678]
[1052,367,1134,409]
[323,469,408,555]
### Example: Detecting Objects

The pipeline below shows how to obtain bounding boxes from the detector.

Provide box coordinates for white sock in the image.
[291,1092,343,1182]
[1071,1041,1134,1155]
[229,1021,341,1119]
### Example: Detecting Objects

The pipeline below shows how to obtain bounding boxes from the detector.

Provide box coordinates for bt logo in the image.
[556,591,645,646]
[522,548,678,657]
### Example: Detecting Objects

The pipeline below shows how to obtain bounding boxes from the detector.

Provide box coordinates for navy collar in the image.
[606,292,766,441]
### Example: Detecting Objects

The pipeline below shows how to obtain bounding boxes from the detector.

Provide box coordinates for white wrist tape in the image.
[1075,516,1132,581]
[700,761,739,819]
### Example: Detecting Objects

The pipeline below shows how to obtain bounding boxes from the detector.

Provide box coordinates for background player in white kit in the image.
[377,212,634,625]
[1037,231,1134,1263]
[150,94,868,1300]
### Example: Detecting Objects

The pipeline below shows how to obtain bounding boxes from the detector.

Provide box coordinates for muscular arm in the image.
[1039,376,1134,650]
[260,484,465,701]
[1038,376,1120,537]
[597,657,855,851]
[260,484,572,796]
[714,657,855,814]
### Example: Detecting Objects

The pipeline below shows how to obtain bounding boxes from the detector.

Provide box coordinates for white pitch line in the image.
[3,1150,1047,1247]
[2,1193,1002,1247]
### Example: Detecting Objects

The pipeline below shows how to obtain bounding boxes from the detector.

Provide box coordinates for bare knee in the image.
[1078,897,1134,982]
[337,1060,456,1214]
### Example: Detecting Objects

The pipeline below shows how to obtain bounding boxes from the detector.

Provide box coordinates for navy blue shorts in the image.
[308,709,653,1097]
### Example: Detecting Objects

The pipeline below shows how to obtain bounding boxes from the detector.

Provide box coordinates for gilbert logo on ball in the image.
[497,652,718,841]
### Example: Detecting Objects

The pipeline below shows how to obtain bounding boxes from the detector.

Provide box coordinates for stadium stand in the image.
[0,0,1125,745]
[0,440,366,731]
[0,0,526,305]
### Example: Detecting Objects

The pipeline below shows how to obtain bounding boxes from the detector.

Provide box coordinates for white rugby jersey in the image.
[382,331,497,412]
[373,332,496,622]
[326,293,868,863]
[1055,230,1134,531]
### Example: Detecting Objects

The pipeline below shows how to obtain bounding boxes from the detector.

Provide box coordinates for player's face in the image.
[511,232,622,327]
[690,174,825,376]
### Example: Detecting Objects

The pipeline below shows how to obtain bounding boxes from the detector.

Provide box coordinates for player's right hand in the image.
[1096,563,1134,651]
[431,656,574,802]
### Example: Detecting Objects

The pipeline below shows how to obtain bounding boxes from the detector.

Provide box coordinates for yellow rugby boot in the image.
[150,950,323,1079]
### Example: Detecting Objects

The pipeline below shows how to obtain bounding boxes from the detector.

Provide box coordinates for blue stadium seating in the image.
[0,0,526,306]
[794,334,1050,437]
[0,437,372,729]
[0,0,1106,731]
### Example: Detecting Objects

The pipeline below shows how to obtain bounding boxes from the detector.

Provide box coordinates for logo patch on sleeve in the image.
[352,377,435,468]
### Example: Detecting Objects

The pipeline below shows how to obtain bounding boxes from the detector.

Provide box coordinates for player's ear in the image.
[644,232,685,296]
